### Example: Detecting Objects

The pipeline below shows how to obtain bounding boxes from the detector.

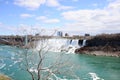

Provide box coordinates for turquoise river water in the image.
[0,45,120,80]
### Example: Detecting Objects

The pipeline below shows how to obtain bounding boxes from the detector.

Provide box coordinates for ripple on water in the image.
[0,59,6,69]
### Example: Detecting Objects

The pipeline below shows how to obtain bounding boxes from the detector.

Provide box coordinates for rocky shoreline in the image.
[75,33,120,57]
[75,50,120,57]
[75,46,120,57]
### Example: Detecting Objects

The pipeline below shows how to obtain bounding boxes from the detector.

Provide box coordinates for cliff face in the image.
[78,40,83,46]
[75,33,120,57]
[0,36,24,46]
[0,35,34,47]
[86,34,120,47]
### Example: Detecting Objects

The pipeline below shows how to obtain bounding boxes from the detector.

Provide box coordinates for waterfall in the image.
[78,39,86,47]
[82,39,86,47]
[36,38,80,53]
[70,40,72,44]
[25,35,28,45]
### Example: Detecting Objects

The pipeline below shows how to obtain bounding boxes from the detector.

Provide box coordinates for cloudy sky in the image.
[0,0,120,35]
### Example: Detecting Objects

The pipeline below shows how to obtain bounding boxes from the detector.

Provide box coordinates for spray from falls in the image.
[36,38,79,53]
[36,38,87,53]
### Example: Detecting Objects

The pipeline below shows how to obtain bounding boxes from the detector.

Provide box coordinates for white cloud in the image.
[17,24,57,35]
[57,5,74,10]
[36,16,60,23]
[107,0,120,10]
[14,0,46,10]
[44,19,60,23]
[45,0,74,10]
[46,0,74,10]
[60,0,120,35]
[20,13,35,18]
[0,23,18,35]
[46,0,60,7]
[0,22,2,25]
[17,24,37,35]
[36,16,47,20]
[14,0,74,10]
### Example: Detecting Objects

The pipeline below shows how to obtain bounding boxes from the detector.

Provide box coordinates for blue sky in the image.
[0,0,120,35]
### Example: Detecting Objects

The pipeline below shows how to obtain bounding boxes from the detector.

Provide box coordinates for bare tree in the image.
[19,39,78,79]
[15,29,80,80]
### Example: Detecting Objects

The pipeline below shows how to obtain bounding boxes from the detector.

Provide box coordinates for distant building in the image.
[85,33,90,36]
[35,33,39,36]
[57,31,63,37]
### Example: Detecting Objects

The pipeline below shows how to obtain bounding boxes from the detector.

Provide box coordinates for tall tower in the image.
[57,31,63,37]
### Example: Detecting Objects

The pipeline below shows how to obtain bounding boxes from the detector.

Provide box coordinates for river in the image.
[0,45,120,80]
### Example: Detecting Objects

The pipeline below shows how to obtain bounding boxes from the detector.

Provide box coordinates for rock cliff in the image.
[75,33,120,57]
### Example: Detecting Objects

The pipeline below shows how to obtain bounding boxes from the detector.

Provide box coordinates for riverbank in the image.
[76,50,120,57]
[0,74,11,80]
[75,46,120,57]
[75,33,120,57]
[0,33,120,57]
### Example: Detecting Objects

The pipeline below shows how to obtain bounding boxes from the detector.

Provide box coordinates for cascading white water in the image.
[36,38,80,53]
[82,39,86,47]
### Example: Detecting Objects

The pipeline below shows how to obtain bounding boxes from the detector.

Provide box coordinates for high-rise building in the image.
[57,31,63,37]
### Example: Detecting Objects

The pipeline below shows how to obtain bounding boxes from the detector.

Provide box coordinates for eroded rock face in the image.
[78,40,83,46]
[75,33,120,56]
[86,34,120,47]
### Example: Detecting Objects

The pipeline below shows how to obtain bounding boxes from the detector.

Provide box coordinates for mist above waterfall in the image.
[36,38,86,53]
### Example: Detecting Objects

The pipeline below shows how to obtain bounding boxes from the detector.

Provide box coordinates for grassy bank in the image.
[0,74,11,80]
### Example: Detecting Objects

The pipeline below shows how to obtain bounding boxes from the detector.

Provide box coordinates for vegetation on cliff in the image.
[75,33,120,57]
[87,33,120,51]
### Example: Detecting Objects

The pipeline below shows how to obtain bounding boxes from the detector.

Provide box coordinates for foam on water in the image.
[29,67,38,73]
[89,72,104,80]
[29,68,62,79]
[29,67,81,80]
[0,59,6,69]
